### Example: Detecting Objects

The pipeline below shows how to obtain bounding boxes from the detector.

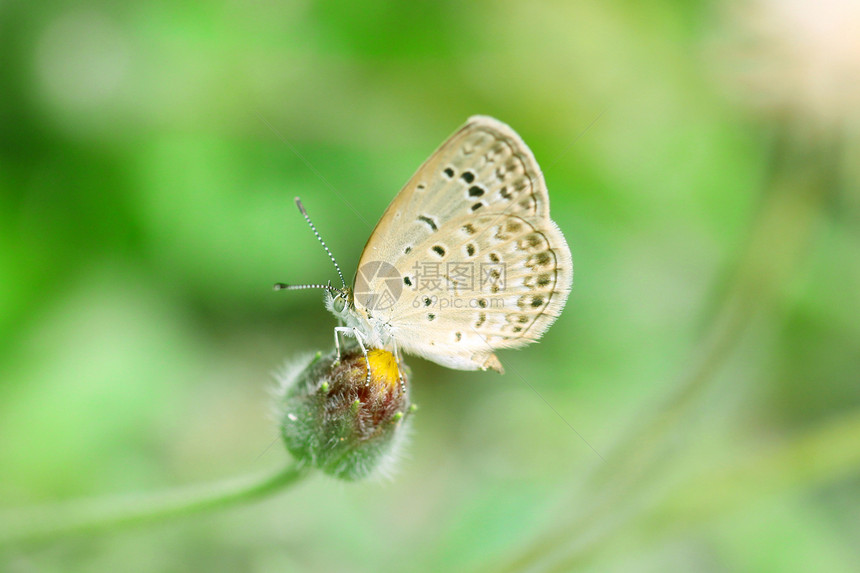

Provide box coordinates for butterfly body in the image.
[324,287,393,349]
[320,116,573,374]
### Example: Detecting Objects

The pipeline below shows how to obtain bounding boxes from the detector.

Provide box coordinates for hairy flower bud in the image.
[277,346,413,480]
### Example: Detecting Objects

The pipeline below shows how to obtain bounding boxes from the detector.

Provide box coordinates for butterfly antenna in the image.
[273,281,341,295]
[294,197,347,290]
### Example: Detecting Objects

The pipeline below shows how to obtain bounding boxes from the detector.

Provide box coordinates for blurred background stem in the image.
[549,406,860,571]
[0,462,307,549]
[496,125,842,573]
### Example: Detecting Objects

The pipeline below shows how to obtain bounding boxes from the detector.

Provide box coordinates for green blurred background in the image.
[2,0,859,571]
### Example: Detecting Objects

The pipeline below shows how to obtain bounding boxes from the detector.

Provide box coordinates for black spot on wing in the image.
[418,215,438,231]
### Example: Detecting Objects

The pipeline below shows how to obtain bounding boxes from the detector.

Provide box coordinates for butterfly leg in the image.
[350,328,372,386]
[392,339,405,394]
[332,326,344,366]
[334,326,371,385]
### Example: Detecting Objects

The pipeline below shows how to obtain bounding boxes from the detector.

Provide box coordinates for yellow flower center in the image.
[367,349,400,389]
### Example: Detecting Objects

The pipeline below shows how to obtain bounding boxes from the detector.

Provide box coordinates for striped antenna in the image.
[294,197,347,289]
[273,282,339,293]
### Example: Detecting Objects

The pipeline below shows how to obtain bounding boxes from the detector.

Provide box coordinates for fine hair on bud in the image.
[276,344,414,481]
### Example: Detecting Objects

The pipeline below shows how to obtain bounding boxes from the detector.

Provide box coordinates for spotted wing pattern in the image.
[356,116,573,372]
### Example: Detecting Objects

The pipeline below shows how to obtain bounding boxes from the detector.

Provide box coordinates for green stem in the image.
[493,129,839,573]
[0,463,308,549]
[549,408,860,571]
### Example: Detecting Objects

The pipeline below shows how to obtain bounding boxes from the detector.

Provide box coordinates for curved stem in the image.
[493,130,838,573]
[550,407,860,572]
[0,462,308,549]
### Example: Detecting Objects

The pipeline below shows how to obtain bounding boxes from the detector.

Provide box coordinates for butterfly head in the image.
[324,285,380,339]
[324,284,354,316]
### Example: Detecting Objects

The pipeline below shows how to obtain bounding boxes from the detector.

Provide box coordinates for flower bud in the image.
[277,346,413,480]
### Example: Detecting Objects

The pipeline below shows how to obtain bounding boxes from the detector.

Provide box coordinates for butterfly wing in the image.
[355,116,572,372]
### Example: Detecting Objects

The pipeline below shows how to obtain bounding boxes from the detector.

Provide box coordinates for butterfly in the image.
[276,116,573,375]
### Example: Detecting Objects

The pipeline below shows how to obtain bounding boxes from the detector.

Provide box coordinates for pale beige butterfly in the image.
[276,116,572,375]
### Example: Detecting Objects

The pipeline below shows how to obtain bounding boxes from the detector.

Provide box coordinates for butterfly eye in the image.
[332,295,346,313]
